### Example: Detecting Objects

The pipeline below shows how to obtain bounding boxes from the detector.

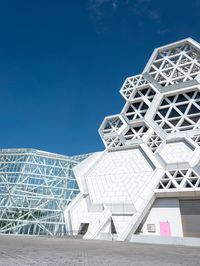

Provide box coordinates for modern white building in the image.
[65,38,200,241]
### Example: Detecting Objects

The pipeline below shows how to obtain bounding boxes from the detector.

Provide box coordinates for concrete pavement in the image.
[0,235,200,266]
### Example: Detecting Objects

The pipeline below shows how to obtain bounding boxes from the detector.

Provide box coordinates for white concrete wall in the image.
[140,198,183,237]
[85,148,156,205]
[65,148,164,240]
[158,141,194,164]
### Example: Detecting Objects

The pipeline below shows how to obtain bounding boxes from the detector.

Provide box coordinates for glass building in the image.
[0,148,88,236]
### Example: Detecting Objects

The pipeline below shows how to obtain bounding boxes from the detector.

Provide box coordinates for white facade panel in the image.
[140,198,183,237]
[86,149,155,205]
[65,38,200,241]
[158,141,194,164]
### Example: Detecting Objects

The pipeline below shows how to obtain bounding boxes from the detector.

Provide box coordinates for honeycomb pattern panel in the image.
[99,38,200,150]
[156,169,200,190]
[120,75,149,100]
[154,89,200,133]
[99,115,127,137]
[147,42,200,87]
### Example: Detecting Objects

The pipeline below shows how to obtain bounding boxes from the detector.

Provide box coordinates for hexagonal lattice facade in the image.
[97,38,200,227]
[66,38,200,242]
[145,40,200,87]
[154,89,200,133]
[120,75,150,100]
[99,38,200,151]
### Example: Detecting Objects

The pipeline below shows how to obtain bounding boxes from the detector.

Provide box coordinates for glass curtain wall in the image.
[0,149,89,236]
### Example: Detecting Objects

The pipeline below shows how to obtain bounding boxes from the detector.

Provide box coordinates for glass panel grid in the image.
[0,149,89,236]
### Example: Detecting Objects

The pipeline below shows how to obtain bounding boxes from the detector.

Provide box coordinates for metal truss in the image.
[0,149,89,236]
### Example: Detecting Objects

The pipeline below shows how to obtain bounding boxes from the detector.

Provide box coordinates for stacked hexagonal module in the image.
[99,74,156,150]
[99,38,200,152]
[66,38,200,241]
[99,38,200,193]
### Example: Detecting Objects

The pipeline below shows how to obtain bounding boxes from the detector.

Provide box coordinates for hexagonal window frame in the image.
[120,74,149,101]
[143,38,200,87]
[98,114,128,140]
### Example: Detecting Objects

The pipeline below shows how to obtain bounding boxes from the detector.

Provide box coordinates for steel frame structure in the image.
[0,149,88,236]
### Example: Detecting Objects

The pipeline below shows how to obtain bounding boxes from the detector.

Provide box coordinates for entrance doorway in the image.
[78,223,89,235]
[160,221,171,236]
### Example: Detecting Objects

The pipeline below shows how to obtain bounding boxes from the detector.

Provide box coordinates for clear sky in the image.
[0,0,199,156]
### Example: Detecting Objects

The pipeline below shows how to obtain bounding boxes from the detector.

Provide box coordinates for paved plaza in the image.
[0,235,200,266]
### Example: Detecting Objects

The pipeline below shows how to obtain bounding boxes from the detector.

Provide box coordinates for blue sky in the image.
[0,0,200,155]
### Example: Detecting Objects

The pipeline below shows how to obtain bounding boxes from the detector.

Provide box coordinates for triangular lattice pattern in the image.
[156,169,200,190]
[123,100,149,122]
[191,134,200,146]
[154,89,200,133]
[120,75,149,100]
[123,123,149,142]
[147,43,200,86]
[102,117,124,135]
[147,132,163,153]
[104,136,124,149]
[99,38,200,150]
[131,85,155,102]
